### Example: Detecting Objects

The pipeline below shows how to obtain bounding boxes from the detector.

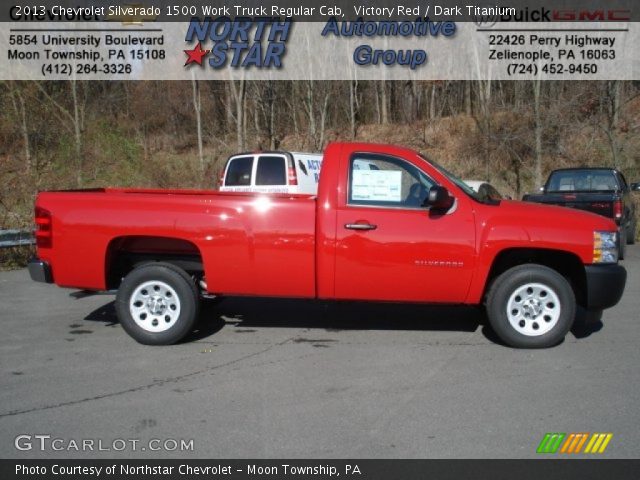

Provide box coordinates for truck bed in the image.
[36,188,318,297]
[522,191,615,218]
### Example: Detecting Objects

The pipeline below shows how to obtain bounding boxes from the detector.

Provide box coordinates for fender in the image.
[466,224,531,304]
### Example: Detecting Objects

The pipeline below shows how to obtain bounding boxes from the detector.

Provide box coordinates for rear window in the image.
[546,170,617,192]
[225,157,253,186]
[256,156,286,186]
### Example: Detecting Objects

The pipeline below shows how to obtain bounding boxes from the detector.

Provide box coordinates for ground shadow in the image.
[480,325,508,347]
[82,296,605,345]
[571,306,604,339]
[185,300,226,341]
[84,301,119,327]
[208,296,482,334]
[83,296,482,342]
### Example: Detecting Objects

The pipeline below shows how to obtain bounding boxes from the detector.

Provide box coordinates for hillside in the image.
[1,80,639,235]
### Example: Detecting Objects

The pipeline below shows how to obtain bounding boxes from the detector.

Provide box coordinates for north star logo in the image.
[183,17,292,69]
[184,42,209,66]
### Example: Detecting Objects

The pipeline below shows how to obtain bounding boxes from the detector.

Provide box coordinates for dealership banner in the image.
[0,0,638,80]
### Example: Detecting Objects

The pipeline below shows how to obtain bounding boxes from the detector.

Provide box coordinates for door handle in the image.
[345,223,377,231]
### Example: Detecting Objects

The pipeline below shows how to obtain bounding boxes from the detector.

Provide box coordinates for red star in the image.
[184,42,209,66]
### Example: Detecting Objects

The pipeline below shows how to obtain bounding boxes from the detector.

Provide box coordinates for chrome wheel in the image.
[129,280,181,333]
[506,282,561,337]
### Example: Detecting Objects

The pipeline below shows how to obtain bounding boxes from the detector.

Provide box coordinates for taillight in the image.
[35,206,52,248]
[613,200,623,222]
[287,166,298,186]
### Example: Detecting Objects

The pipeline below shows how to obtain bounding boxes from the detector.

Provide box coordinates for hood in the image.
[496,200,617,231]
[473,199,619,265]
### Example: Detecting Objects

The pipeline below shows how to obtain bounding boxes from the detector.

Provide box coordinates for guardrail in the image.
[0,229,35,248]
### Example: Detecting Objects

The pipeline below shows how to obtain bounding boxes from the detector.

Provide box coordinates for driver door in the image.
[334,153,476,303]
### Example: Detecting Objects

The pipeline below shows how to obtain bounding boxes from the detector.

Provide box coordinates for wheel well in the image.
[105,236,203,290]
[484,248,587,306]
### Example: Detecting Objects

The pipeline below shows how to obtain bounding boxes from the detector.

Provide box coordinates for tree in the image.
[228,78,246,150]
[472,79,493,181]
[348,79,358,139]
[191,76,204,175]
[602,80,621,167]
[533,79,543,187]
[4,81,31,173]
[34,81,85,186]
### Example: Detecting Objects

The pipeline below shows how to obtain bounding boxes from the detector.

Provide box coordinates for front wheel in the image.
[486,264,575,348]
[115,263,200,345]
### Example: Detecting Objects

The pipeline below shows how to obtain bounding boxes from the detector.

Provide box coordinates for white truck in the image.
[218,151,380,195]
[219,151,323,195]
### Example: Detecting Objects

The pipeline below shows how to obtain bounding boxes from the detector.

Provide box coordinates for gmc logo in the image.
[553,9,631,21]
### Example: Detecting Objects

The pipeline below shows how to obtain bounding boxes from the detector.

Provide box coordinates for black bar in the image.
[2,460,640,480]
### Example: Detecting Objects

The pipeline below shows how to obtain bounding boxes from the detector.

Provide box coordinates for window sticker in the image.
[352,170,402,202]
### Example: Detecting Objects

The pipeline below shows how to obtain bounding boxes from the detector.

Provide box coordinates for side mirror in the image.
[426,186,452,210]
[631,182,640,191]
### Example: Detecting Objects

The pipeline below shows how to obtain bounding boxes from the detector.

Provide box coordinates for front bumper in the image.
[28,258,53,284]
[585,264,626,310]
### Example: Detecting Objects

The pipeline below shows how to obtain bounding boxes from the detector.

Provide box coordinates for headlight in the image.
[593,231,618,263]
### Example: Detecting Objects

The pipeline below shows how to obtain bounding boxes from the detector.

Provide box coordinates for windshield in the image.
[418,154,488,203]
[545,169,617,192]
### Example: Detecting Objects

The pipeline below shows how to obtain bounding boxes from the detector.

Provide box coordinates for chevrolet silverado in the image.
[29,143,627,348]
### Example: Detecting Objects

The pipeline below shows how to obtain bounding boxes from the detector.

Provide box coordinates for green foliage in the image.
[84,122,143,186]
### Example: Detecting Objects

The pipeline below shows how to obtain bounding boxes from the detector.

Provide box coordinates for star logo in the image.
[184,42,210,66]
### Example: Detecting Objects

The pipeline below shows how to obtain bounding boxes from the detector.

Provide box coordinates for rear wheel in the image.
[486,264,575,348]
[115,263,199,345]
[618,227,626,259]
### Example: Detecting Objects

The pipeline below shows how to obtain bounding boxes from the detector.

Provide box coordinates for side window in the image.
[348,154,435,209]
[256,156,286,186]
[225,156,253,186]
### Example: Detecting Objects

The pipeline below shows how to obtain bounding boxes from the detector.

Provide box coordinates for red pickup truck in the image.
[29,143,627,348]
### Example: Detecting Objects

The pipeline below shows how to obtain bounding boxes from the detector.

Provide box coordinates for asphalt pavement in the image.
[1,247,639,459]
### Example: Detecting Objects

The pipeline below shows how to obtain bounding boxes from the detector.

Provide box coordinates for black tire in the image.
[618,227,626,260]
[627,220,637,245]
[115,262,200,345]
[486,264,575,349]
